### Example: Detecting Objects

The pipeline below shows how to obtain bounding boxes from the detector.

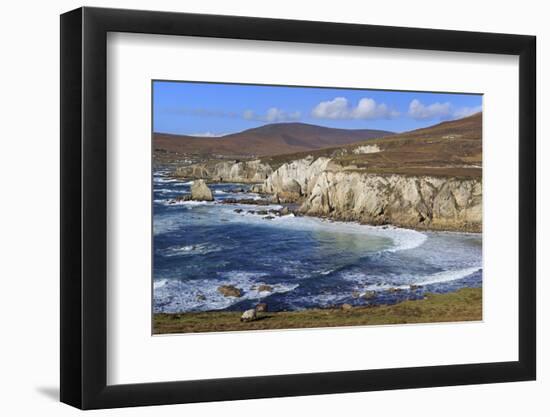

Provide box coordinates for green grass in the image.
[153,287,482,334]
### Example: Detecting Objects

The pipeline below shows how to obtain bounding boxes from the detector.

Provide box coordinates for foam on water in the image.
[342,265,481,292]
[159,243,222,257]
[225,207,426,253]
[153,271,300,313]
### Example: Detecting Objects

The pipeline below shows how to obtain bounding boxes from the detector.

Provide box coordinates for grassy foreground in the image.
[153,287,482,334]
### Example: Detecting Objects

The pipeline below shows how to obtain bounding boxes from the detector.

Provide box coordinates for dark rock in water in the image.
[196,293,206,301]
[387,287,403,293]
[341,303,353,311]
[217,285,242,297]
[264,215,275,220]
[173,194,192,203]
[257,210,268,215]
[409,284,423,290]
[240,309,257,322]
[352,291,361,299]
[255,303,268,312]
[362,290,376,299]
[257,284,273,292]
[222,198,269,205]
[280,207,290,215]
[230,187,245,193]
[233,208,243,213]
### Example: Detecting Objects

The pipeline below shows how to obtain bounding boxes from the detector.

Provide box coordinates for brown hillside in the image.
[153,123,392,159]
[261,113,482,178]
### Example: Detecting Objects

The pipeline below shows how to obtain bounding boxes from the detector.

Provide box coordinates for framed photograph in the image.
[60,6,536,409]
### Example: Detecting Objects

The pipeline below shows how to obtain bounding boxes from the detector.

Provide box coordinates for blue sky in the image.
[153,81,482,136]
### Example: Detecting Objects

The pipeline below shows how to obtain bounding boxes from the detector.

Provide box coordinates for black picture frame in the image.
[60,6,536,410]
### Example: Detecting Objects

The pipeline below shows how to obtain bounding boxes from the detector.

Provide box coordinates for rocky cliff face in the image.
[173,154,482,232]
[175,159,273,183]
[260,156,482,232]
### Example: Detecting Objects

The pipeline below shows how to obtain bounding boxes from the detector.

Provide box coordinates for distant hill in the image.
[153,122,393,158]
[261,112,482,178]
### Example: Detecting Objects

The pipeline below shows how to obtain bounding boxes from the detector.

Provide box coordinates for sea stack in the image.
[190,179,214,201]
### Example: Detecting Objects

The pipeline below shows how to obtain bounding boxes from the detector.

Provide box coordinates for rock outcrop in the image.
[240,309,257,322]
[262,156,332,202]
[259,156,481,232]
[217,285,242,297]
[190,179,214,201]
[176,159,272,183]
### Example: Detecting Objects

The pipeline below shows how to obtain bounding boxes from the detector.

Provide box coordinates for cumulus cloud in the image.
[408,99,482,121]
[408,99,452,120]
[243,107,301,123]
[311,97,399,120]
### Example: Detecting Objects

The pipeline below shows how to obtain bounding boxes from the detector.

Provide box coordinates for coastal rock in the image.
[257,284,273,292]
[341,303,353,311]
[172,195,192,203]
[250,184,264,193]
[363,290,376,299]
[222,198,270,205]
[352,144,381,154]
[262,156,332,202]
[217,285,242,297]
[191,179,214,201]
[240,309,257,322]
[299,170,482,232]
[176,159,273,183]
[255,303,268,312]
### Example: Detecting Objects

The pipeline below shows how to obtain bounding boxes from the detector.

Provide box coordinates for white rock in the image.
[240,309,257,322]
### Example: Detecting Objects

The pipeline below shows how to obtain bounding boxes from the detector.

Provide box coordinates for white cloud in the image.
[311,97,399,120]
[408,99,452,120]
[243,107,301,123]
[408,99,482,121]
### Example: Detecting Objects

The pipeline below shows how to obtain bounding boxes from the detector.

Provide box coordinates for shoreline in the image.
[166,174,482,234]
[153,287,482,334]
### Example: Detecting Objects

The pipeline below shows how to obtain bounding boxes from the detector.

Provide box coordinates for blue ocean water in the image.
[153,169,482,313]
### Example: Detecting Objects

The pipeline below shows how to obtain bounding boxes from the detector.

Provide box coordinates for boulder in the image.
[190,179,214,201]
[341,303,353,311]
[196,293,206,301]
[240,309,257,322]
[217,285,242,297]
[255,303,268,312]
[362,290,376,299]
[257,284,273,293]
